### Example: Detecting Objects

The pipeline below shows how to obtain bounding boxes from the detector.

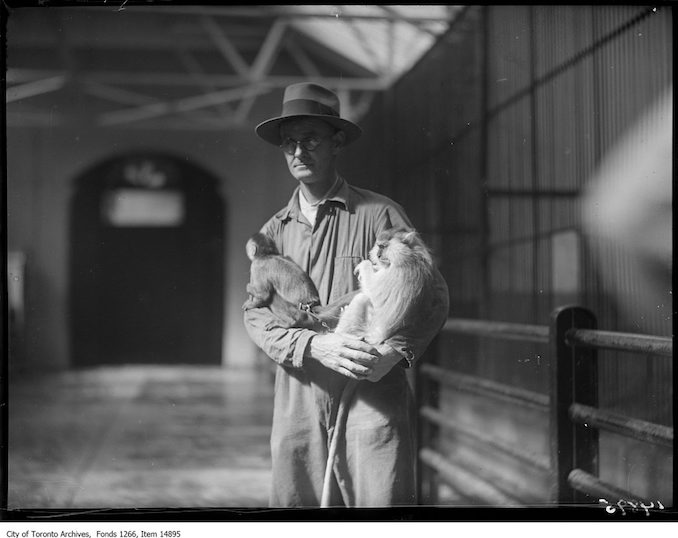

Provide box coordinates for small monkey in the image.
[243,232,351,329]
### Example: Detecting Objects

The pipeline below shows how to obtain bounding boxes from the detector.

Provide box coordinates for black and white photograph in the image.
[2,2,674,531]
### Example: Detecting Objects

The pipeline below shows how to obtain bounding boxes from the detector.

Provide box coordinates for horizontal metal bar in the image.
[420,406,551,472]
[568,469,637,501]
[6,75,67,104]
[7,69,390,90]
[485,188,579,198]
[122,5,459,23]
[442,318,549,344]
[421,364,550,410]
[428,227,579,263]
[419,448,523,506]
[569,403,673,448]
[566,328,672,357]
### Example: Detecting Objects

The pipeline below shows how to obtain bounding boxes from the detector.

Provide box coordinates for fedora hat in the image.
[255,83,362,146]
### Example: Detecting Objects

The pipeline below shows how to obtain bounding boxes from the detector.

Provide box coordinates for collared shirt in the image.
[243,176,449,369]
[298,174,341,227]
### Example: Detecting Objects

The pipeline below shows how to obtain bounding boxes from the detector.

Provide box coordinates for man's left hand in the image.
[364,344,405,382]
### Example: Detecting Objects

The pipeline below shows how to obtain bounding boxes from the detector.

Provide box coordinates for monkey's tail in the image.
[320,379,359,508]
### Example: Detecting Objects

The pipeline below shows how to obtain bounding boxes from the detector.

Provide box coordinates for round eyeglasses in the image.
[279,136,323,155]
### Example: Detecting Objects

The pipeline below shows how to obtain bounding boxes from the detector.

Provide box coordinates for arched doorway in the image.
[69,152,225,367]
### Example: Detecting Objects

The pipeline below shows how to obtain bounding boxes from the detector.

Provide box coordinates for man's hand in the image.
[306,333,381,380]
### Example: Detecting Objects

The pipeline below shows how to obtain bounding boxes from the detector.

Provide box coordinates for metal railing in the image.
[416,305,673,505]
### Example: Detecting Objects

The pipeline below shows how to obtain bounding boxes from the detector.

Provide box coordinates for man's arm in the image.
[243,307,316,368]
[244,306,381,378]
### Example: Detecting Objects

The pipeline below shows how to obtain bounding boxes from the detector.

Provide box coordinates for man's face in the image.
[279,118,344,185]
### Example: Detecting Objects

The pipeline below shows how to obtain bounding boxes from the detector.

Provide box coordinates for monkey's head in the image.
[246,232,279,261]
[369,228,433,271]
[358,227,436,341]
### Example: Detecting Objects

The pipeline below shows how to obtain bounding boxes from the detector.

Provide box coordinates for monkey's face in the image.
[368,228,433,270]
[369,239,392,271]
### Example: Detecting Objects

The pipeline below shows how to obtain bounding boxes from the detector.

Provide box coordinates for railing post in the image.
[549,306,598,504]
[416,335,441,505]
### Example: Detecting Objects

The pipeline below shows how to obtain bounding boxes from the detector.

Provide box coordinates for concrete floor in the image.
[7,364,275,509]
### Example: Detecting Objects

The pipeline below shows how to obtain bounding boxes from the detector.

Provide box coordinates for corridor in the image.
[4,4,673,516]
[8,365,274,509]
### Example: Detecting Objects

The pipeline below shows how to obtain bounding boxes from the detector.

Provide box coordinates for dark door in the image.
[70,152,224,366]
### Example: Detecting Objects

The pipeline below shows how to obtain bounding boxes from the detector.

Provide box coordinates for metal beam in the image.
[284,38,322,77]
[173,41,234,120]
[109,117,254,132]
[81,82,158,105]
[122,5,454,24]
[7,69,390,90]
[98,85,271,126]
[378,5,441,37]
[343,18,385,75]
[6,76,67,103]
[233,87,262,124]
[250,19,288,80]
[200,16,251,76]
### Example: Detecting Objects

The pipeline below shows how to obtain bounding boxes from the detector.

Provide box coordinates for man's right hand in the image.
[306,333,380,380]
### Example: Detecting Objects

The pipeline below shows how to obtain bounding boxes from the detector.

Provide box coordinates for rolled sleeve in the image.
[244,307,316,369]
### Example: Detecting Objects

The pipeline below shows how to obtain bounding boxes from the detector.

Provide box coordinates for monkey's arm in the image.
[381,268,450,369]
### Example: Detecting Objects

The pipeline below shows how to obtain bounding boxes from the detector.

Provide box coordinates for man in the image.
[244,82,449,507]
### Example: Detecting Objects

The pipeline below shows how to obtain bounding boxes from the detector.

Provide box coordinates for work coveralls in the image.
[243,177,449,507]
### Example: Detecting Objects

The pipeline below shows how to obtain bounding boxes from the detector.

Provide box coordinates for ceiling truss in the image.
[5,5,459,130]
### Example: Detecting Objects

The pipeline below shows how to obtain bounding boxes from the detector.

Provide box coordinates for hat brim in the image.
[255,114,362,147]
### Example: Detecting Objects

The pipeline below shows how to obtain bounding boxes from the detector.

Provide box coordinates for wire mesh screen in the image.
[345,3,671,403]
[343,5,672,504]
